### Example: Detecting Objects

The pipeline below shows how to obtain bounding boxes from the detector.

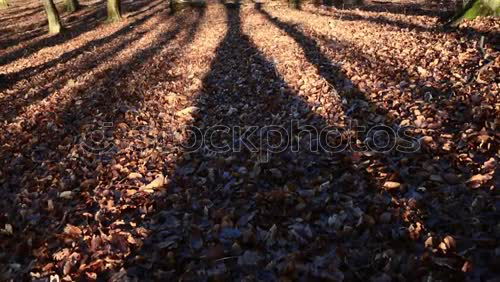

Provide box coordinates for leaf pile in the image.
[0,0,498,280]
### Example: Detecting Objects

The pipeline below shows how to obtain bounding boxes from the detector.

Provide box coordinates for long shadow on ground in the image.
[257,4,498,280]
[0,1,168,121]
[353,2,452,18]
[303,7,499,47]
[122,2,410,280]
[122,2,498,280]
[0,0,159,66]
[0,7,206,280]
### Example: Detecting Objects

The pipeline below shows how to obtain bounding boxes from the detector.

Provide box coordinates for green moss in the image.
[107,0,122,22]
[0,0,9,9]
[42,0,62,34]
[170,0,206,14]
[450,0,499,25]
[463,0,492,19]
[65,0,80,13]
[289,0,300,9]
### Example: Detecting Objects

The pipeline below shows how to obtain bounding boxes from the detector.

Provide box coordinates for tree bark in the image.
[449,0,500,25]
[289,0,300,9]
[0,0,9,9]
[107,0,122,22]
[170,0,186,14]
[41,0,62,34]
[170,0,205,14]
[65,0,80,13]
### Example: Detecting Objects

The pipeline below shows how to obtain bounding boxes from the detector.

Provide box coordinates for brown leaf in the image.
[467,173,493,188]
[127,172,143,179]
[64,224,82,237]
[59,191,74,199]
[383,181,401,190]
[176,106,199,117]
[140,174,165,191]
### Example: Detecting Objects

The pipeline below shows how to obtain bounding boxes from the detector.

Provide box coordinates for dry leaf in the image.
[383,181,401,190]
[59,191,74,199]
[467,173,493,188]
[176,106,199,116]
[128,172,143,179]
[141,174,165,191]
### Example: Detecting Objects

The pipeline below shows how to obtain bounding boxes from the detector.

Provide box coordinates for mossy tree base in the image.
[450,0,500,25]
[107,12,122,22]
[170,0,206,14]
[107,0,122,22]
[48,24,62,34]
[289,0,301,9]
[65,0,80,13]
[0,0,9,9]
[42,0,63,34]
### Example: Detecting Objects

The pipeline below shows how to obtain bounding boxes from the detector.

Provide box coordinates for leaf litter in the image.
[0,0,498,280]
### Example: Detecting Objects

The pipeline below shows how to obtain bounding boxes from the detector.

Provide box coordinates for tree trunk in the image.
[289,0,300,9]
[170,0,187,14]
[449,0,500,25]
[65,0,80,13]
[170,0,205,14]
[0,0,9,9]
[107,0,122,22]
[42,0,62,34]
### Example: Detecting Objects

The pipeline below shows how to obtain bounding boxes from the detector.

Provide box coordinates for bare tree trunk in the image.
[170,0,181,14]
[42,0,62,34]
[170,0,205,14]
[107,0,122,22]
[289,0,300,9]
[0,0,9,9]
[65,0,80,13]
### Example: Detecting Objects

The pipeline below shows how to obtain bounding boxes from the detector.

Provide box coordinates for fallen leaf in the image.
[59,191,74,199]
[141,174,165,191]
[383,181,401,190]
[176,106,199,117]
[467,173,493,188]
[127,172,143,179]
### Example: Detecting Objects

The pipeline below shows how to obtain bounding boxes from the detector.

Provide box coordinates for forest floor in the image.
[0,0,499,280]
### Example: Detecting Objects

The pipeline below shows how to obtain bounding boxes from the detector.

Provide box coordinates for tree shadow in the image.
[0,6,206,280]
[125,0,165,18]
[0,29,47,52]
[354,2,452,18]
[120,1,411,280]
[0,0,167,102]
[0,3,106,66]
[0,1,496,280]
[254,3,432,278]
[256,4,498,280]
[302,5,499,46]
[0,6,43,22]
[0,1,41,18]
[0,0,161,67]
